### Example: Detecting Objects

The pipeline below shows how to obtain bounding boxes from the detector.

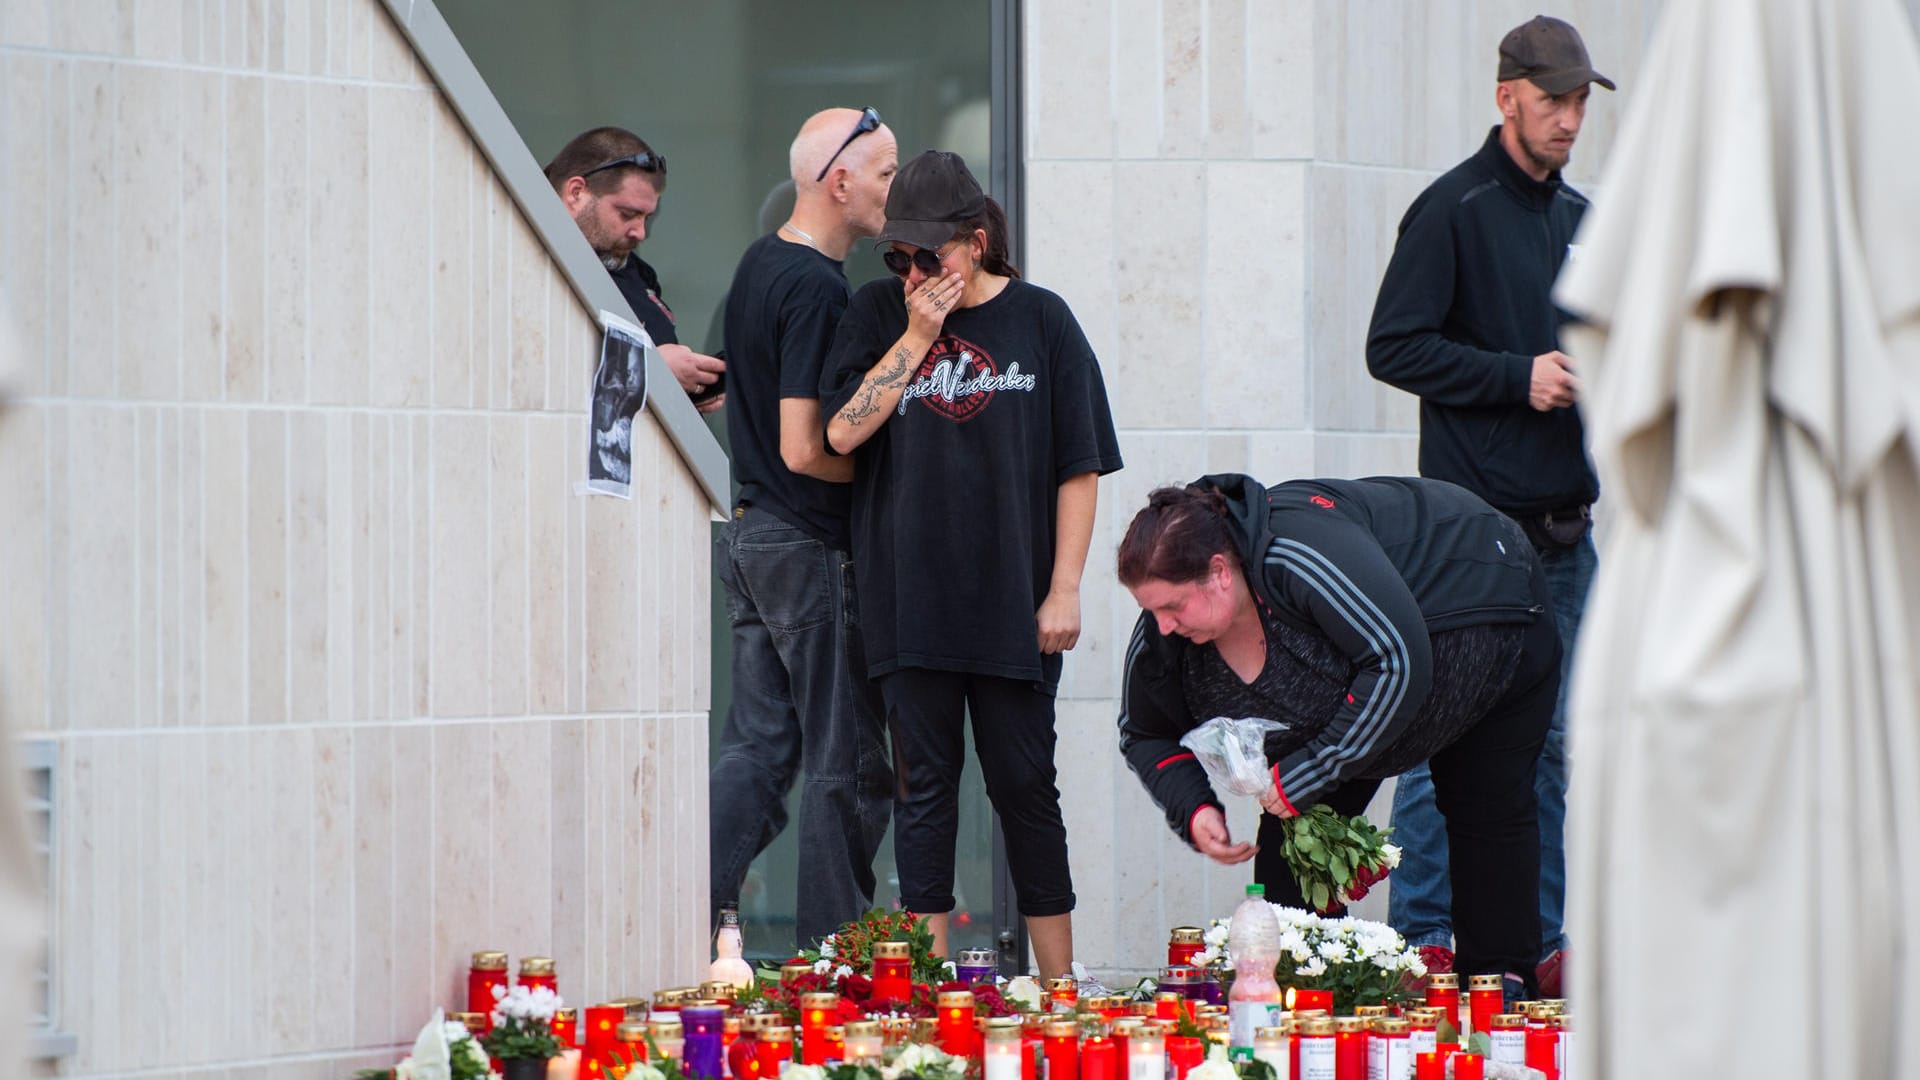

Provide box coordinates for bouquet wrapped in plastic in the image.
[1181,717,1400,913]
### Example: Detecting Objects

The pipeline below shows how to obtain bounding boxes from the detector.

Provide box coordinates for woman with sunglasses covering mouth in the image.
[822,150,1124,980]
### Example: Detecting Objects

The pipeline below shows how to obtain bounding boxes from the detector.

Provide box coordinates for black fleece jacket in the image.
[1366,126,1599,515]
[1117,474,1544,847]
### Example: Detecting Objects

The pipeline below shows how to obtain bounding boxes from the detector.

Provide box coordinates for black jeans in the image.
[880,668,1076,917]
[1254,571,1559,992]
[709,507,893,947]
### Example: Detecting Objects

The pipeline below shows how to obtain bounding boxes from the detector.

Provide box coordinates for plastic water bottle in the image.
[709,901,754,989]
[1227,883,1284,1058]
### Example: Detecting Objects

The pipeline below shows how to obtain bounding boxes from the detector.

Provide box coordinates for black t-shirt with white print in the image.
[822,276,1124,686]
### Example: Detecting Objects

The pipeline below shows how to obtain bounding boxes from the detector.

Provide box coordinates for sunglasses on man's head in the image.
[882,240,961,279]
[815,106,883,182]
[582,150,666,178]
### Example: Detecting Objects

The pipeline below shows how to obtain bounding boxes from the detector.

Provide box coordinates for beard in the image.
[1515,125,1572,174]
[574,204,633,269]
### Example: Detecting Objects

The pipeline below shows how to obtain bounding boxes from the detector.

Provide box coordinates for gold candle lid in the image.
[616,1021,648,1042]
[683,999,723,1010]
[875,940,912,960]
[781,960,816,981]
[1128,1000,1157,1017]
[760,1025,794,1043]
[1406,1010,1438,1029]
[1253,1026,1288,1040]
[723,1016,742,1035]
[649,1019,685,1038]
[1468,974,1505,992]
[1333,1017,1368,1034]
[1525,1002,1558,1021]
[1169,926,1205,944]
[1048,977,1079,993]
[1111,1018,1145,1034]
[1539,999,1567,1011]
[654,990,679,1008]
[520,956,556,977]
[1154,991,1183,1005]
[801,991,841,1014]
[1374,1018,1410,1035]
[1354,1005,1390,1018]
[1130,1022,1165,1042]
[1490,1014,1527,1030]
[471,951,509,970]
[450,1012,487,1031]
[1547,1015,1569,1031]
[913,1017,940,1040]
[702,981,737,999]
[937,990,975,1009]
[986,1016,1024,1037]
[845,1020,882,1038]
[554,1007,578,1023]
[1425,972,1458,990]
[1044,1019,1080,1038]
[1301,1018,1336,1037]
[1292,1009,1330,1020]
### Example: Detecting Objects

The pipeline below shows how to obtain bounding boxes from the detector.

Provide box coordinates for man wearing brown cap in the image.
[1365,14,1613,1000]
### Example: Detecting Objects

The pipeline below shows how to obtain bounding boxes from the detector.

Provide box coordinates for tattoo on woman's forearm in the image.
[840,343,918,426]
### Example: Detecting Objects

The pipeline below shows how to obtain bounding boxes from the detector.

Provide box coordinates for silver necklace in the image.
[781,222,824,254]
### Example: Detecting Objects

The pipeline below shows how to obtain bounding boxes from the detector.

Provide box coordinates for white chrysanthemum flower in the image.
[1317,940,1349,963]
[813,958,832,974]
[1193,946,1221,967]
[1407,955,1428,979]
[443,1020,472,1044]
[1296,956,1328,978]
[834,964,854,979]
[819,937,837,959]
[1204,923,1231,948]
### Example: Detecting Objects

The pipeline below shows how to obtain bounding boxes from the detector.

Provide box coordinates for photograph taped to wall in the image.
[584,310,652,499]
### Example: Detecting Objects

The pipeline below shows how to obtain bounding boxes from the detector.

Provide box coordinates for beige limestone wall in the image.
[1024,0,1668,979]
[0,1,713,1075]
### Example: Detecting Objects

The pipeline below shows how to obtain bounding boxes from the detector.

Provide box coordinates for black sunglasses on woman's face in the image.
[882,240,961,279]
[814,106,883,182]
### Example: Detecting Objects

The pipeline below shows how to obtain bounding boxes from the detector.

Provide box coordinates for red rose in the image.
[842,974,875,1000]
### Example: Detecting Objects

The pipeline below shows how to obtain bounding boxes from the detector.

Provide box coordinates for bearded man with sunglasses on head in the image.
[707,108,900,949]
[545,127,727,413]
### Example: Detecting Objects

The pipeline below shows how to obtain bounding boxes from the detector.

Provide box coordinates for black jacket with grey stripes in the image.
[1117,472,1545,847]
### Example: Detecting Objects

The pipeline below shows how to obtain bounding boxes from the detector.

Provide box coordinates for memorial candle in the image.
[1487,1014,1525,1065]
[938,991,977,1058]
[1423,973,1460,1037]
[1167,926,1205,968]
[683,1004,726,1080]
[1125,1024,1164,1080]
[1081,1035,1118,1080]
[985,1017,1024,1080]
[799,993,839,1065]
[1467,976,1503,1039]
[1166,1034,1205,1080]
[649,1019,685,1064]
[1368,1018,1410,1080]
[1044,1019,1081,1080]
[845,1020,883,1064]
[1296,1019,1334,1080]
[702,982,738,1007]
[468,952,510,1019]
[1452,1052,1485,1080]
[614,1021,649,1077]
[1524,1009,1558,1080]
[957,948,998,986]
[871,942,913,1004]
[756,1026,793,1079]
[1332,1017,1365,1080]
[1048,977,1080,1013]
[1286,988,1333,1016]
[727,1018,760,1080]
[1413,1052,1443,1080]
[1155,991,1186,1023]
[1252,1025,1289,1079]
[521,956,560,996]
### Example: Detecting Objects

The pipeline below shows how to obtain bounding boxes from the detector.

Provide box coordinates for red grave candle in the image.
[872,941,914,1004]
[799,993,839,1065]
[468,951,509,1018]
[938,990,977,1059]
[1453,1052,1485,1080]
[1080,1036,1117,1080]
[756,1026,794,1079]
[1424,972,1460,1036]
[1045,1020,1080,1080]
[1333,1017,1366,1080]
[728,1023,760,1080]
[1414,1051,1444,1080]
[552,1007,579,1049]
[520,955,559,996]
[1166,1035,1205,1080]
[1467,974,1504,1039]
[1167,926,1205,969]
[1286,987,1334,1015]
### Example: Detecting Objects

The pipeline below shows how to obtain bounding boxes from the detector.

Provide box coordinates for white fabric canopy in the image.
[1555,0,1920,1075]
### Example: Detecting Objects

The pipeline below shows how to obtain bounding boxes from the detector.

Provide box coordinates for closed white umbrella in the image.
[1555,0,1920,1076]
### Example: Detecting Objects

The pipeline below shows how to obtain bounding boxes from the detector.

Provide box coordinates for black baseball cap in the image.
[875,150,987,251]
[1498,16,1615,95]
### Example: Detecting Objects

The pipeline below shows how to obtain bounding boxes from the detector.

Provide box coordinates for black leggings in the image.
[1254,594,1560,991]
[880,668,1075,917]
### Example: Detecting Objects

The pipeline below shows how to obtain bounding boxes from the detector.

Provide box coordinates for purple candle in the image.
[681,1005,726,1080]
[956,948,998,986]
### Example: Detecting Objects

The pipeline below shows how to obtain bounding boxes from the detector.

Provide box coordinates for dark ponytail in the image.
[1116,485,1240,588]
[957,196,1021,279]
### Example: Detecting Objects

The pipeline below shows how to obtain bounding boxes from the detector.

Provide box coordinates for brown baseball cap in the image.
[1498,16,1615,95]
[876,150,987,251]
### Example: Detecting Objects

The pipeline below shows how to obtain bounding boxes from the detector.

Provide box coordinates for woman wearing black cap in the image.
[822,150,1123,979]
